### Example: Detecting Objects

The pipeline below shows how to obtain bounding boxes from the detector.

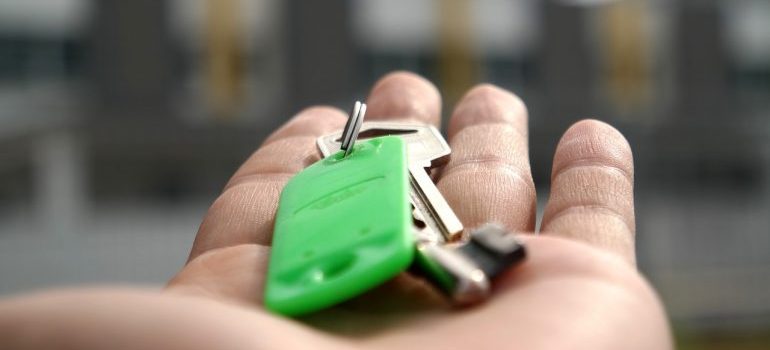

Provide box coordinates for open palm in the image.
[0,72,671,349]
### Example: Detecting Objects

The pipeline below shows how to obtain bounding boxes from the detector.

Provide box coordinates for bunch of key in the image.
[265,101,526,316]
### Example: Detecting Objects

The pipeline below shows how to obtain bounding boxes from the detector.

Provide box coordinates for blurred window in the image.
[0,0,90,82]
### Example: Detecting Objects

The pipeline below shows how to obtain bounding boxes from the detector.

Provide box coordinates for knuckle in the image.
[545,203,634,236]
[553,162,633,190]
[449,124,529,166]
[550,165,634,210]
[442,155,535,195]
[439,166,536,231]
[546,165,636,235]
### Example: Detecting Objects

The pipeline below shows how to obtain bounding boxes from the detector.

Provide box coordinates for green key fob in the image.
[265,136,412,316]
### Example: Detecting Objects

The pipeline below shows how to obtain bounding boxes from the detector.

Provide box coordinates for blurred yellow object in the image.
[599,1,651,115]
[438,0,477,106]
[205,0,244,119]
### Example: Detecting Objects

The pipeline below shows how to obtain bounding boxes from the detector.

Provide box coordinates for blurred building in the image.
[0,0,769,347]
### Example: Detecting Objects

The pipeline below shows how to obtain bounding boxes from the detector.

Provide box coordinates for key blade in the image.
[409,164,464,242]
[318,121,464,244]
[318,122,450,166]
[409,184,447,245]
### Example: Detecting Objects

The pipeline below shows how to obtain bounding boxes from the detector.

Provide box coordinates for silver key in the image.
[317,122,464,243]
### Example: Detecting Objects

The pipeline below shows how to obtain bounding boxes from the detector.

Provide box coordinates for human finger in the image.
[365,71,442,126]
[539,119,636,263]
[437,84,536,233]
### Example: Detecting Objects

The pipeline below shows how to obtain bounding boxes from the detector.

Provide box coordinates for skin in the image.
[0,72,672,349]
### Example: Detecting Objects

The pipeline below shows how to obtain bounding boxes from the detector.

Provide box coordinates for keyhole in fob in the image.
[412,205,426,229]
[311,253,356,283]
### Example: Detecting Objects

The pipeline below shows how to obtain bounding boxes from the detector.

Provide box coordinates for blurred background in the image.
[0,0,768,347]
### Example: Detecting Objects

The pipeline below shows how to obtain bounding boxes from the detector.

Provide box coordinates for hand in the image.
[0,72,671,349]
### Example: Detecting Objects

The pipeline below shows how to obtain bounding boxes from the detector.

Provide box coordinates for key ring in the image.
[340,101,366,157]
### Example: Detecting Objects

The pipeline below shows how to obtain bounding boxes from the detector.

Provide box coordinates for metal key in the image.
[318,122,464,243]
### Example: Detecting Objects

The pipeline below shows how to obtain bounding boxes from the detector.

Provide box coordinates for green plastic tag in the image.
[265,136,413,316]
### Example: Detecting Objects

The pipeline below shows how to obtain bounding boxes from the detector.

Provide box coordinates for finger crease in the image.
[450,122,528,143]
[225,172,293,190]
[442,157,534,189]
[545,204,635,236]
[553,161,633,185]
